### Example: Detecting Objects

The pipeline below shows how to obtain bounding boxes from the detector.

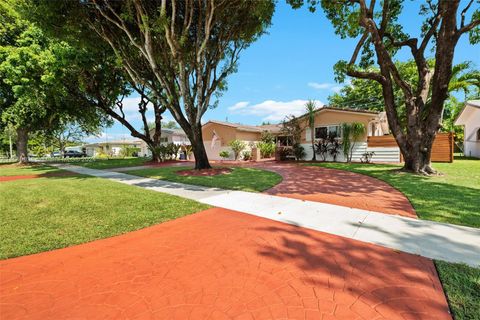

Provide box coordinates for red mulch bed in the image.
[176,167,232,177]
[0,171,78,182]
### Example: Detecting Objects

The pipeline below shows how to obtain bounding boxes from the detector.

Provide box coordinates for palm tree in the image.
[305,100,317,161]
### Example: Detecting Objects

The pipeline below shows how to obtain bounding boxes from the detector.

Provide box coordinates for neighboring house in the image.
[141,128,190,157]
[455,100,480,158]
[84,140,143,157]
[201,120,282,160]
[297,107,392,162]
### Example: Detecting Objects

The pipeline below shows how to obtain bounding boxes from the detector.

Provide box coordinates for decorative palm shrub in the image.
[229,139,246,160]
[341,122,365,162]
[242,151,252,161]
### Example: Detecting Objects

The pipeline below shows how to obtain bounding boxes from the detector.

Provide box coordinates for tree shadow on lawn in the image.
[254,222,452,319]
[373,170,480,228]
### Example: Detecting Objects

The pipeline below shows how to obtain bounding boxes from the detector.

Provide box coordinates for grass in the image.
[436,261,480,320]
[304,158,480,228]
[0,171,209,259]
[126,166,283,192]
[67,157,150,169]
[0,163,61,176]
[304,158,480,319]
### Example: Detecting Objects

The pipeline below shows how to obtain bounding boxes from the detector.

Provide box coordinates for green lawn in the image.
[0,171,209,259]
[305,158,480,228]
[0,163,61,176]
[304,158,480,319]
[436,261,480,320]
[126,166,283,192]
[67,157,150,169]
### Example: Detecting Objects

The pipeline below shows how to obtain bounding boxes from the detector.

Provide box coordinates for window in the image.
[315,125,342,139]
[477,128,480,141]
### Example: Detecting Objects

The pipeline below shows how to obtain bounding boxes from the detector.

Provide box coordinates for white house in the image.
[455,100,480,158]
[140,128,190,157]
[84,140,143,157]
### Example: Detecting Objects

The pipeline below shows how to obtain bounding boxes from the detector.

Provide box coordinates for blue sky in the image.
[91,1,480,142]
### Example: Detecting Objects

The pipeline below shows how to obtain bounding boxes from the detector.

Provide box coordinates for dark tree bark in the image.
[339,0,480,174]
[16,127,29,163]
[186,124,211,170]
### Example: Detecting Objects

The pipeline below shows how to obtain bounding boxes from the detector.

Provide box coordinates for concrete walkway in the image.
[54,164,480,267]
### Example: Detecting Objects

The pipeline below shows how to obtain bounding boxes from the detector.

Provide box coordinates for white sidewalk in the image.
[54,164,480,267]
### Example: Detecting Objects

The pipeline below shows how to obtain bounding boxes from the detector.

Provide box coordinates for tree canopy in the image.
[27,0,275,169]
[290,0,480,173]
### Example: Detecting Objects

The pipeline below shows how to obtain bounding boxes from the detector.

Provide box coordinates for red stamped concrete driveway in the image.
[1,208,450,320]
[252,163,416,218]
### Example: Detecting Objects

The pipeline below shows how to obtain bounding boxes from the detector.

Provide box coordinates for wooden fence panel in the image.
[367,133,453,163]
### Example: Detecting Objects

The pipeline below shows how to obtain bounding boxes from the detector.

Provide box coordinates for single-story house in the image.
[84,140,143,157]
[201,120,282,160]
[296,107,393,162]
[141,128,190,157]
[454,100,480,158]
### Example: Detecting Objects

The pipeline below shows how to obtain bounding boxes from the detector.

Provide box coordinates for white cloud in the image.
[308,82,348,93]
[228,99,324,122]
[118,97,153,112]
[308,82,335,90]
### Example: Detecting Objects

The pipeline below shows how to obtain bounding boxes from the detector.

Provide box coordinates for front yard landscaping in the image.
[126,166,283,192]
[0,166,209,259]
[305,157,480,228]
[306,157,480,319]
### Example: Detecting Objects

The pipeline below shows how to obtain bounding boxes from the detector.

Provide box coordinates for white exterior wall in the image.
[204,140,257,160]
[463,111,480,158]
[301,142,401,163]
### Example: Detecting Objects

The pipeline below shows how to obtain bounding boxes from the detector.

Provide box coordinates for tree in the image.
[0,1,108,163]
[341,122,365,162]
[305,100,317,160]
[328,60,480,133]
[29,0,275,169]
[229,139,246,161]
[290,0,480,174]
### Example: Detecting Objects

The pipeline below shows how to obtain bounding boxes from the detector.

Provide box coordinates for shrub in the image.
[260,130,275,144]
[293,143,306,161]
[257,141,276,158]
[120,146,140,157]
[219,150,230,160]
[341,122,365,162]
[229,139,246,160]
[242,151,252,161]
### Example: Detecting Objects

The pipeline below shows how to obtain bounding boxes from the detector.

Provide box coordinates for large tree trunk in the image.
[147,142,163,162]
[16,127,29,164]
[399,127,437,174]
[190,125,211,170]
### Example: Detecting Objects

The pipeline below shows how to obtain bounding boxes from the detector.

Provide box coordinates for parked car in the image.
[64,150,86,158]
[51,151,61,158]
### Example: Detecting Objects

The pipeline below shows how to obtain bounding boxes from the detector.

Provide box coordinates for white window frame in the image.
[314,124,342,139]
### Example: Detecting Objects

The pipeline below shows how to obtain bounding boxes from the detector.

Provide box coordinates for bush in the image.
[120,146,140,157]
[219,150,230,160]
[293,143,306,161]
[229,139,246,160]
[257,141,276,158]
[260,130,275,144]
[242,151,252,161]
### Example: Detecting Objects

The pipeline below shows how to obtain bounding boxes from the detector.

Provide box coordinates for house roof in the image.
[454,100,480,125]
[296,106,380,120]
[148,127,188,136]
[84,140,143,147]
[203,120,283,134]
